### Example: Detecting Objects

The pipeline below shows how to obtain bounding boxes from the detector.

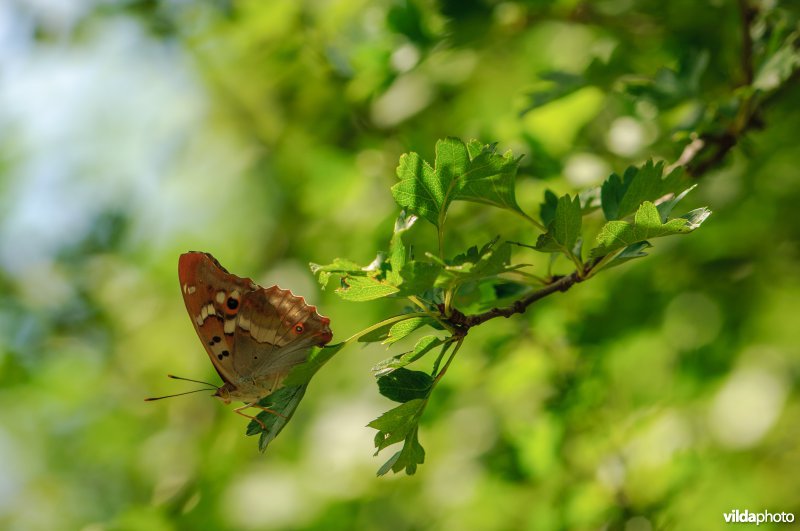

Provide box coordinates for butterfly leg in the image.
[233,404,267,430]
[247,402,287,419]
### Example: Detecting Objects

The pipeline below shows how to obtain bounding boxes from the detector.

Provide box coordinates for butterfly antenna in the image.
[166,374,218,388]
[144,374,219,401]
[145,388,214,401]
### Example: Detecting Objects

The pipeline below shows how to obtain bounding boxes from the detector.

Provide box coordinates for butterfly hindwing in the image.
[178,252,260,385]
[233,286,333,381]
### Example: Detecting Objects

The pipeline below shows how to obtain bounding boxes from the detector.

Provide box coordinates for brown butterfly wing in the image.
[178,252,260,385]
[233,286,333,383]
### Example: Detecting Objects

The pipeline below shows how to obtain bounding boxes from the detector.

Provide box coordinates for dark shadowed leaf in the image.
[535,194,582,255]
[377,368,434,402]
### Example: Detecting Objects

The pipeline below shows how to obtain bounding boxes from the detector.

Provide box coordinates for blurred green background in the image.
[1,1,798,530]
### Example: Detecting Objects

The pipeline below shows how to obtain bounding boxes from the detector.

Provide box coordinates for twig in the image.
[449,265,592,330]
[737,0,756,86]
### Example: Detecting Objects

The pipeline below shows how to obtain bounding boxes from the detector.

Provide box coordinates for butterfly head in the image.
[213,382,234,404]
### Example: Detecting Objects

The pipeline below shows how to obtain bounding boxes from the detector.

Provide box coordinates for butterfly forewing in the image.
[178,252,260,385]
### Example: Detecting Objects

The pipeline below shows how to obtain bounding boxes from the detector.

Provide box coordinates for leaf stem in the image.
[433,338,464,383]
[437,225,445,260]
[407,295,454,332]
[430,340,454,377]
[443,289,454,317]
[345,312,431,344]
[505,270,549,285]
[514,209,547,232]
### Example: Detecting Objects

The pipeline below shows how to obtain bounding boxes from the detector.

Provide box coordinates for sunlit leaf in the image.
[591,201,711,258]
[601,160,691,221]
[335,275,400,301]
[392,137,524,228]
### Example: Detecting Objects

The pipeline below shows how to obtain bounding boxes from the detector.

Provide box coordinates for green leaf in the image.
[310,258,364,288]
[373,335,444,377]
[388,211,418,286]
[246,385,308,452]
[603,241,653,270]
[396,260,442,295]
[368,398,427,450]
[392,137,524,228]
[377,368,434,402]
[657,184,697,219]
[601,160,691,221]
[590,201,711,258]
[369,399,428,476]
[376,431,425,476]
[540,189,558,226]
[283,343,346,386]
[383,317,433,345]
[335,275,400,301]
[434,238,524,290]
[535,194,582,254]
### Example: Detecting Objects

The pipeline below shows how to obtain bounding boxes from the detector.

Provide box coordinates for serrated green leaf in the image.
[383,317,432,345]
[335,275,399,301]
[377,368,434,402]
[540,189,559,226]
[601,160,691,221]
[535,194,582,254]
[376,431,425,476]
[368,398,427,450]
[393,151,440,226]
[373,336,444,376]
[434,238,524,290]
[591,201,711,258]
[246,385,307,452]
[392,137,524,228]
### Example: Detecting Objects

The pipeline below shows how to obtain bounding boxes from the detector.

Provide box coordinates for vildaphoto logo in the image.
[723,510,795,525]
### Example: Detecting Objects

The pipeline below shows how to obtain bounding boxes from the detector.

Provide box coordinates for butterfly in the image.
[147,252,332,429]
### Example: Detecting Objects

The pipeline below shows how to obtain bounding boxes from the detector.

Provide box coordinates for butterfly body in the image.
[177,252,332,422]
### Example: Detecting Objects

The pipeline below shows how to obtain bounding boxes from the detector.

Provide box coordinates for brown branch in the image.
[460,272,582,328]
[737,0,756,86]
[444,260,601,332]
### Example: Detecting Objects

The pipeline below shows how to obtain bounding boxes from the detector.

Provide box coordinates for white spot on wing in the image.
[187,285,196,294]
[216,291,226,304]
[224,318,236,334]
